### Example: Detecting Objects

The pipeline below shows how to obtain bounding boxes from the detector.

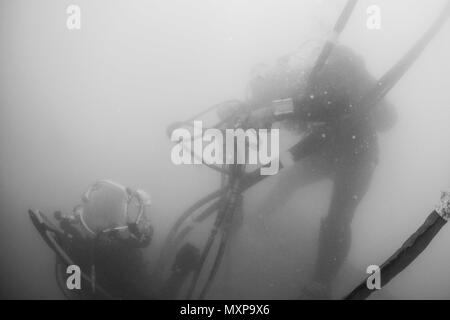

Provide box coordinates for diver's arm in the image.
[125,222,153,248]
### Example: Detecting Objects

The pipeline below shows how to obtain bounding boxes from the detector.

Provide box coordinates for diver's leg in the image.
[254,156,328,224]
[311,153,376,297]
[240,156,328,297]
[247,155,329,261]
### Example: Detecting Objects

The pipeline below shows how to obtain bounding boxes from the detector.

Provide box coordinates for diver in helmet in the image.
[48,180,155,299]
[245,45,397,299]
[53,181,154,247]
[32,180,199,299]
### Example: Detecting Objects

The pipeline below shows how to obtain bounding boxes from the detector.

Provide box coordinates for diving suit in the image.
[249,45,397,298]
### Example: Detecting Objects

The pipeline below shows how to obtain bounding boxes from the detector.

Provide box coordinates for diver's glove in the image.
[127,222,153,248]
[173,243,200,275]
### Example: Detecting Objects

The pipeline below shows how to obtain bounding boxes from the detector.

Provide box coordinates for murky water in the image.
[1,0,449,299]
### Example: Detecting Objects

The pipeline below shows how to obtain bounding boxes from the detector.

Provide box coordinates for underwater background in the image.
[1,0,450,299]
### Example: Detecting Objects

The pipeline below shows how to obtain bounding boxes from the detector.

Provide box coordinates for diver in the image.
[246,45,397,299]
[31,180,200,300]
